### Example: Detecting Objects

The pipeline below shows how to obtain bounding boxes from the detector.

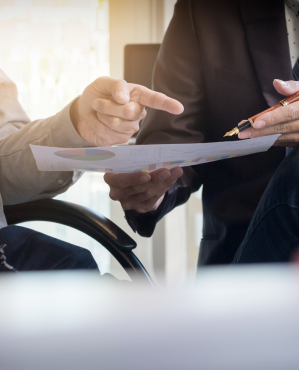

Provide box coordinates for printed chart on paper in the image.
[30,134,279,173]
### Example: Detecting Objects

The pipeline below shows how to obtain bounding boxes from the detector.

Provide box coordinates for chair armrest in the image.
[4,199,154,286]
[4,199,136,252]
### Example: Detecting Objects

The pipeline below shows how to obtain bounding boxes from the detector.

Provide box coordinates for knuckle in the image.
[109,189,120,201]
[286,105,299,122]
[289,80,298,89]
[267,113,276,126]
[110,116,120,129]
[109,193,118,201]
[288,134,299,142]
[149,92,158,107]
[103,173,112,184]
[133,124,140,133]
[275,123,288,134]
[124,104,137,120]
[140,109,147,120]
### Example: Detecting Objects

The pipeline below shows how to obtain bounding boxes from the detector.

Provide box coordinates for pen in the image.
[224,91,299,137]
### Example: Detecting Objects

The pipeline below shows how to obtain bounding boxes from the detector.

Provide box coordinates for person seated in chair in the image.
[0,71,183,272]
[104,0,299,265]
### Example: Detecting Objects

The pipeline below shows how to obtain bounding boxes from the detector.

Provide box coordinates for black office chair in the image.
[124,44,161,138]
[3,199,154,287]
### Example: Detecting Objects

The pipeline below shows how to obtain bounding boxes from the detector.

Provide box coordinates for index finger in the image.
[253,102,299,129]
[104,172,151,188]
[130,84,184,115]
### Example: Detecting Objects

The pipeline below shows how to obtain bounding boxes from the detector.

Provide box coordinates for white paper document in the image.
[30,134,280,173]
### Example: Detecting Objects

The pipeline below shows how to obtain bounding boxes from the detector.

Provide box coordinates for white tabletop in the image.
[0,265,298,370]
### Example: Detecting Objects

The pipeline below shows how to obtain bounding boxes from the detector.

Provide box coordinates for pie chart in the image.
[54,148,115,161]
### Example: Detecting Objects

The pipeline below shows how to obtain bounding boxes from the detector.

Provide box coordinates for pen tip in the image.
[224,128,238,137]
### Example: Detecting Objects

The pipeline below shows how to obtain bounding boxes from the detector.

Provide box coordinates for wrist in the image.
[70,97,81,132]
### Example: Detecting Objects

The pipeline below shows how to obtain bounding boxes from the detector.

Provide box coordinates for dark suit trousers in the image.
[233,148,299,263]
[0,226,98,272]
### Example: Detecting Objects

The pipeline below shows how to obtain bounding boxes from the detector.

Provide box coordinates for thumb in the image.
[273,79,299,96]
[91,77,130,104]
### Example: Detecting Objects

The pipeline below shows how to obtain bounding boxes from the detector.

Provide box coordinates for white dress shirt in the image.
[285,0,299,66]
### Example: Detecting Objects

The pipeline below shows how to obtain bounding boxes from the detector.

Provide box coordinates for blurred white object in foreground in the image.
[0,265,299,370]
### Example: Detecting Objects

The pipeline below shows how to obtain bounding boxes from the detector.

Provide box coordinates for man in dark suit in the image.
[105,0,299,265]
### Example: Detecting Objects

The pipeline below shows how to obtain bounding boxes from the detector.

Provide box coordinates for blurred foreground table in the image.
[0,265,299,370]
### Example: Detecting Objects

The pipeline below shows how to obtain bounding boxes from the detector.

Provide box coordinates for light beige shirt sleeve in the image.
[0,69,91,209]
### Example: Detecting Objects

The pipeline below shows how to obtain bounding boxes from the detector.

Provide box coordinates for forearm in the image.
[0,100,90,205]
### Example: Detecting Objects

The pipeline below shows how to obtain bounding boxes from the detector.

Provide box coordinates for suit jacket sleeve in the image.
[125,0,206,237]
[0,68,90,205]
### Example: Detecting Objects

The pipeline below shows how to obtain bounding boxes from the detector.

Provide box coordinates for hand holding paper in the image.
[105,167,183,213]
[70,76,184,147]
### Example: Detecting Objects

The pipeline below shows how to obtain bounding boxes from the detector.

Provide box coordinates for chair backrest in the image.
[124,44,161,89]
[124,44,161,140]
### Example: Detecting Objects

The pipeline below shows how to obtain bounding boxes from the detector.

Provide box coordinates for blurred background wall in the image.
[0,0,202,286]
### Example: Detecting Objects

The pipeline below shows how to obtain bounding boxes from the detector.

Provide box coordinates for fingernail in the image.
[158,171,170,181]
[238,130,251,139]
[253,120,266,129]
[116,92,128,100]
[139,174,151,183]
[125,92,130,100]
[274,79,288,86]
[171,168,183,178]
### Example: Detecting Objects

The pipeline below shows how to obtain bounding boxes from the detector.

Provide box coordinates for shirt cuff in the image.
[50,97,93,148]
[125,184,177,237]
[125,196,167,236]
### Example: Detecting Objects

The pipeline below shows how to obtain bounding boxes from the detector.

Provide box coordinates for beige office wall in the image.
[109,0,164,79]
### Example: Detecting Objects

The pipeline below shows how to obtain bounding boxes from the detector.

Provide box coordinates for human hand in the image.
[104,167,184,213]
[238,79,299,146]
[70,76,184,147]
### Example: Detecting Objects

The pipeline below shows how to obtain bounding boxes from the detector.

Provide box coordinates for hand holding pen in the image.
[224,79,299,146]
